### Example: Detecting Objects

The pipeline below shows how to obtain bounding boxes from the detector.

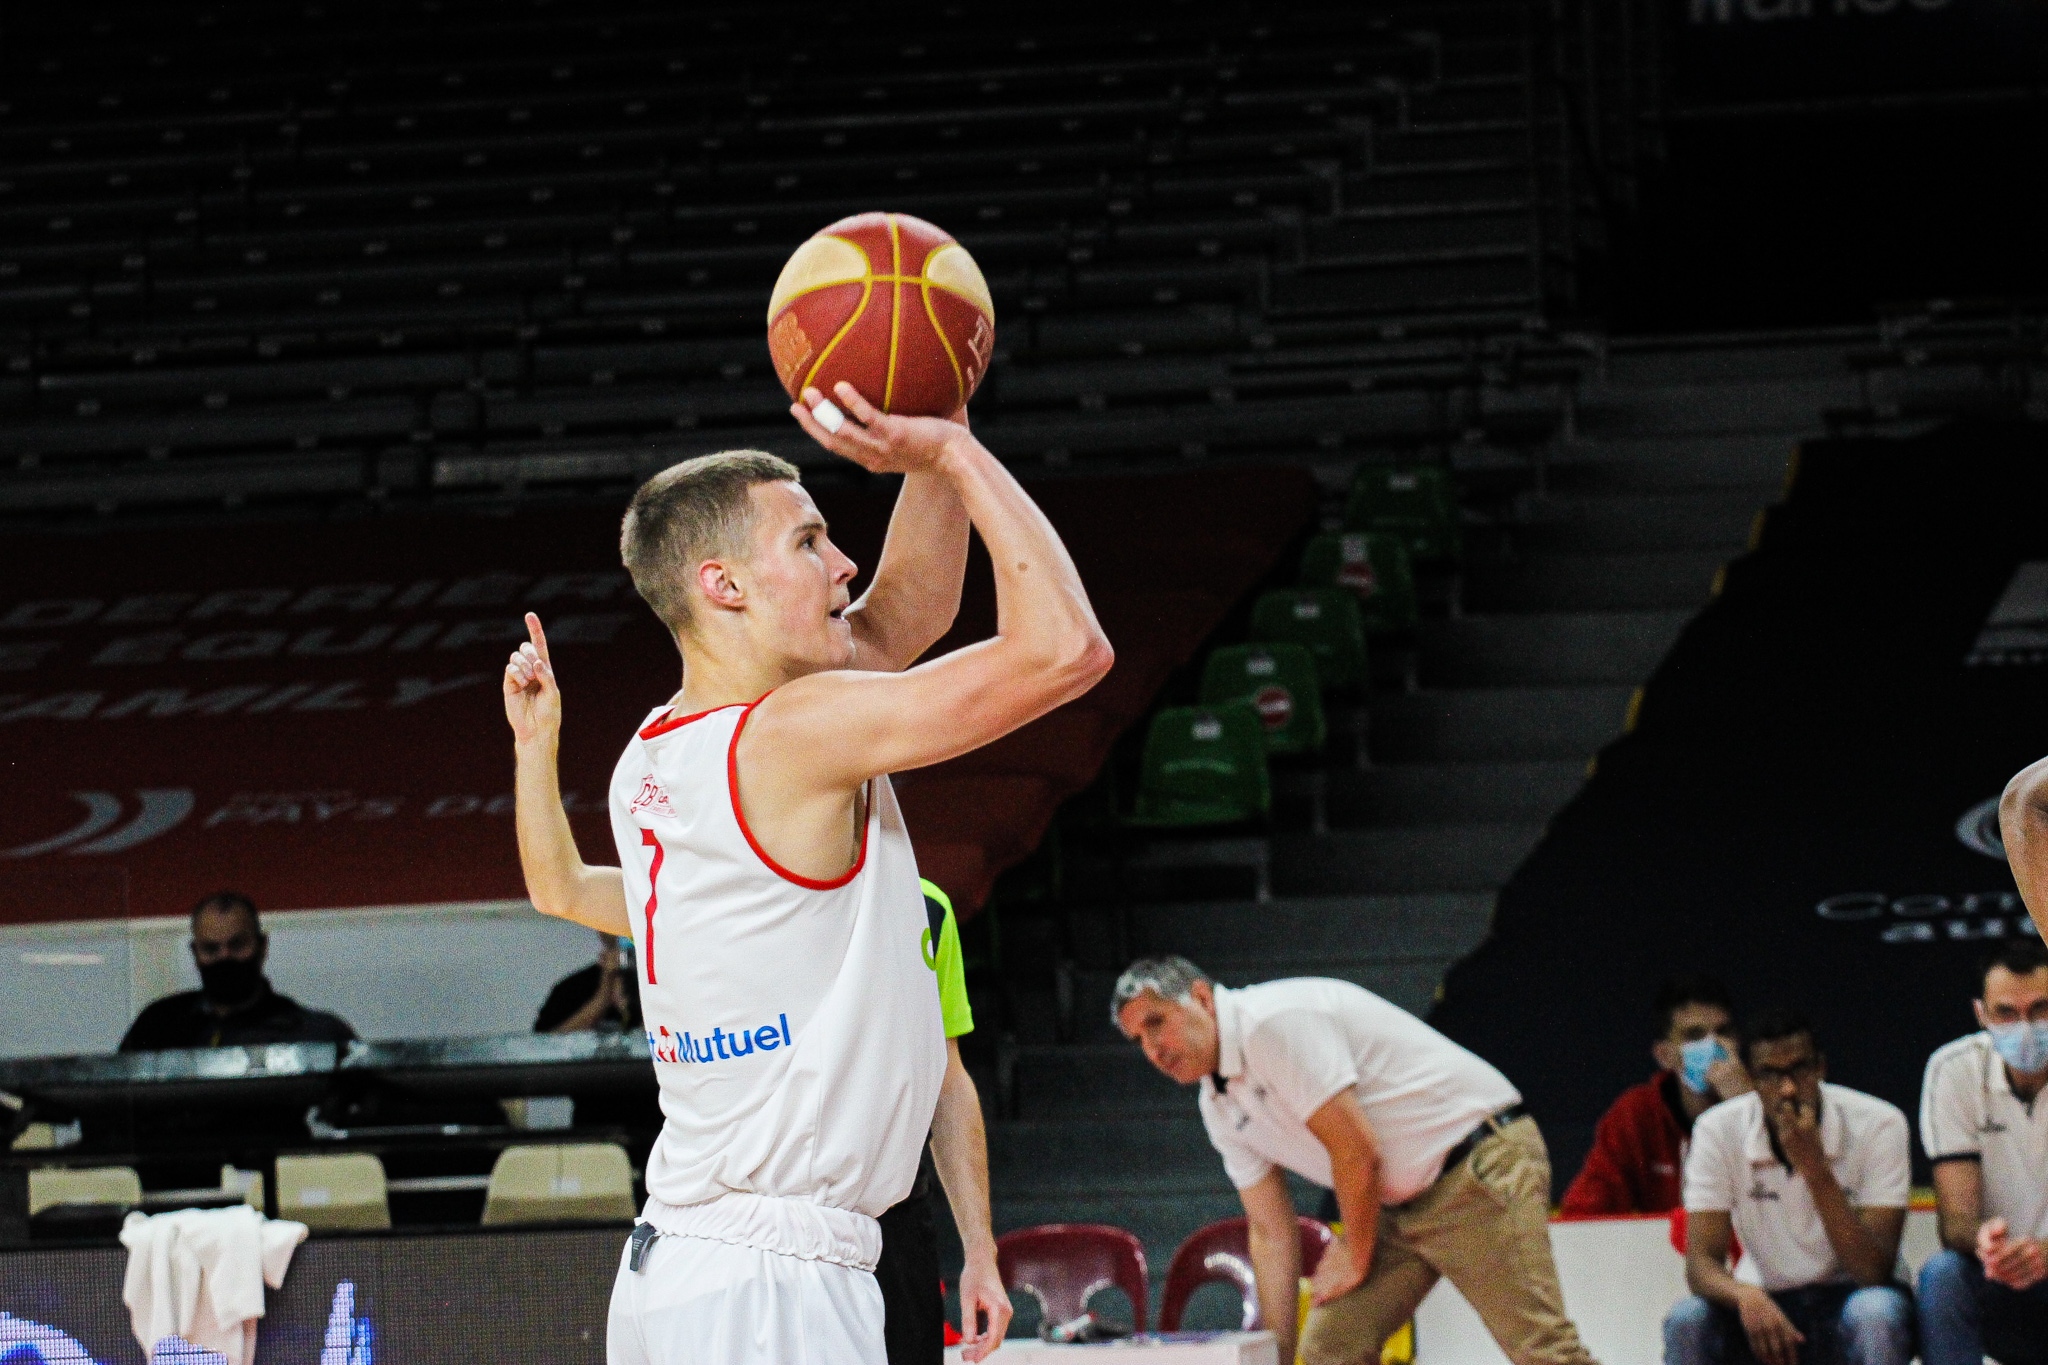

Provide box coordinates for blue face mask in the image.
[1986,1019,2048,1075]
[1679,1037,1731,1095]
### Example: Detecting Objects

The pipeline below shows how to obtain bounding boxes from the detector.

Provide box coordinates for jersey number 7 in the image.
[639,828,664,986]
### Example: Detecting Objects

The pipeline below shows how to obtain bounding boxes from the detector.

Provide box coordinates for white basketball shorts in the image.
[606,1231,885,1365]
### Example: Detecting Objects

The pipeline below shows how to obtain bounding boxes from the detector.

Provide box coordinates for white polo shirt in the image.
[1196,978,1521,1203]
[1684,1083,1911,1293]
[1920,1032,2048,1240]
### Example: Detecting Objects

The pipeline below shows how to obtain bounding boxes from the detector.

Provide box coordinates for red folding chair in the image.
[995,1223,1150,1330]
[1157,1215,1334,1332]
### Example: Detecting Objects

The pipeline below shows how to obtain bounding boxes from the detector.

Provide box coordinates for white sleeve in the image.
[1200,1093,1276,1190]
[1216,1132,1276,1191]
[1919,1047,1982,1163]
[1241,1011,1361,1122]
[1861,1103,1913,1209]
[1683,1111,1737,1213]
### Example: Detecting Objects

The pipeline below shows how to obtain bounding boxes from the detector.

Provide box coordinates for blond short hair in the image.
[620,450,801,632]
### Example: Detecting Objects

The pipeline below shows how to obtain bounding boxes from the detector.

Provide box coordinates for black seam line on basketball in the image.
[884,214,903,412]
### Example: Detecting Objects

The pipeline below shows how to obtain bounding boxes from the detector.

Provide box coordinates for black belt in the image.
[1435,1104,1528,1181]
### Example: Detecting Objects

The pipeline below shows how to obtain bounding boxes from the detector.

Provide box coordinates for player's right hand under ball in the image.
[503,611,562,747]
[791,381,968,477]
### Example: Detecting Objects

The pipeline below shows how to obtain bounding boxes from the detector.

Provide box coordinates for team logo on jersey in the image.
[647,1014,791,1065]
[629,776,675,818]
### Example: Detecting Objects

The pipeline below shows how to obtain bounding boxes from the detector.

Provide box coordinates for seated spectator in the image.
[1916,936,2048,1365]
[1663,1009,1912,1365]
[534,932,641,1034]
[1563,974,1751,1216]
[120,892,356,1051]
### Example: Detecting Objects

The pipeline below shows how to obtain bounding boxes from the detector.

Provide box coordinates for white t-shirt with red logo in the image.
[1684,1084,1911,1292]
[607,696,944,1271]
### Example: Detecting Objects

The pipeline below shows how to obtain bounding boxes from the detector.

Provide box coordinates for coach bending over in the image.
[1113,957,1598,1365]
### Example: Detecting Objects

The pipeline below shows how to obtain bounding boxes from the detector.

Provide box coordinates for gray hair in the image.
[1110,955,1210,1029]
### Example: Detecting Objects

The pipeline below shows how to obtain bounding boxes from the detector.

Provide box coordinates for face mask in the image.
[198,955,265,1006]
[1679,1037,1731,1095]
[1986,1019,2048,1075]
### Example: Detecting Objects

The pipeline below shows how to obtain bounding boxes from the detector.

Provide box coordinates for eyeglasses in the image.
[1751,1059,1820,1086]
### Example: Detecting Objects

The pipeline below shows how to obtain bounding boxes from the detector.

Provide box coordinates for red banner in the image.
[0,466,1315,925]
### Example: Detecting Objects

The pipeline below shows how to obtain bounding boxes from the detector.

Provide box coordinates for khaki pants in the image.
[1300,1117,1597,1365]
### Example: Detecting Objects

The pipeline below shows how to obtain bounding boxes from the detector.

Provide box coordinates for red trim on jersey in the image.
[638,827,664,985]
[639,701,744,740]
[726,696,870,891]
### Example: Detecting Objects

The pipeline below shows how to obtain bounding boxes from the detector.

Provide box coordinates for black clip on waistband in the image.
[627,1220,662,1272]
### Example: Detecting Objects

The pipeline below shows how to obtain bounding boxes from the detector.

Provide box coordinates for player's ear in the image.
[697,559,745,612]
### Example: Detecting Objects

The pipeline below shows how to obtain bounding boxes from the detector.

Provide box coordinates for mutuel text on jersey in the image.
[646,1014,792,1064]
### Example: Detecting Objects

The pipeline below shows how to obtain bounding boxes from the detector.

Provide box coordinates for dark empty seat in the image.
[997,1224,1150,1332]
[1157,1215,1334,1332]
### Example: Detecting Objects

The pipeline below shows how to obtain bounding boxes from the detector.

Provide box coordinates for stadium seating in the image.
[1199,642,1327,755]
[995,1222,1150,1332]
[1156,1214,1333,1332]
[275,1152,392,1232]
[1248,587,1370,692]
[0,0,1574,518]
[1299,530,1419,634]
[1127,702,1271,827]
[480,1142,636,1226]
[25,1165,141,1217]
[1343,463,1462,564]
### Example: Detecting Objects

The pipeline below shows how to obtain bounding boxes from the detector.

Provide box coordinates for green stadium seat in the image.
[1199,643,1326,755]
[1342,464,1461,563]
[1128,701,1270,826]
[1299,531,1418,634]
[1248,588,1369,692]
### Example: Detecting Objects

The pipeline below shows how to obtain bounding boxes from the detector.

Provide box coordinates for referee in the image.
[876,879,1013,1363]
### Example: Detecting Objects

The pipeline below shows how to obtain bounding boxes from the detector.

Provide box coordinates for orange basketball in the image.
[766,212,995,419]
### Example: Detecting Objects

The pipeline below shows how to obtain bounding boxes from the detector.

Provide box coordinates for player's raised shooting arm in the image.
[842,420,971,673]
[2002,754,2048,941]
[762,386,1112,784]
[505,614,631,936]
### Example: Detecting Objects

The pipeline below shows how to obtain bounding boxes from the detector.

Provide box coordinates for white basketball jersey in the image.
[608,697,945,1271]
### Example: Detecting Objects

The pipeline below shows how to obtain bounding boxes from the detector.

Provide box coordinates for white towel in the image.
[120,1206,309,1365]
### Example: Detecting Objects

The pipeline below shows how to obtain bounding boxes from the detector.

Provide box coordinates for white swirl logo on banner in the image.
[0,789,194,859]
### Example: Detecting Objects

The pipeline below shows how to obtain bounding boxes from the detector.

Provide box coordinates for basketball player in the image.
[502,380,1111,1365]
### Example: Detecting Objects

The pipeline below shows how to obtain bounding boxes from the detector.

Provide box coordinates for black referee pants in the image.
[875,1190,944,1365]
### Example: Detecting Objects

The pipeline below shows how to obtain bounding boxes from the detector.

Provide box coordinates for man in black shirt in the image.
[533,933,659,1134]
[120,892,356,1052]
[533,932,641,1034]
